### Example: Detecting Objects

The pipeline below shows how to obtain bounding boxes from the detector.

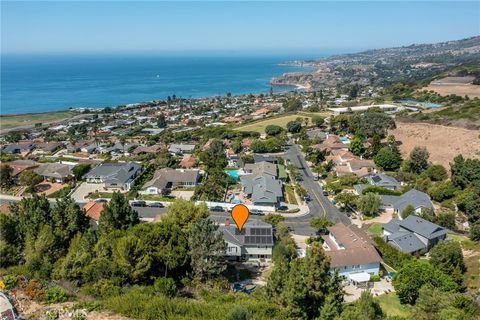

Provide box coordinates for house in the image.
[168,144,196,155]
[101,143,137,155]
[34,162,75,183]
[382,215,448,255]
[312,136,347,153]
[380,189,433,215]
[322,223,382,282]
[222,219,274,262]
[241,174,283,206]
[1,143,36,155]
[243,161,277,178]
[84,162,142,191]
[82,201,105,225]
[2,160,39,180]
[34,142,63,153]
[141,168,200,195]
[354,173,401,194]
[132,144,164,155]
[252,154,276,164]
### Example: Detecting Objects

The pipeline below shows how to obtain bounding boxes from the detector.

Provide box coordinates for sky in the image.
[1,1,479,55]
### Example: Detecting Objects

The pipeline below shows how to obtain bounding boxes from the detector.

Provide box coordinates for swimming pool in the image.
[340,137,350,144]
[231,195,244,204]
[399,99,443,109]
[226,169,241,180]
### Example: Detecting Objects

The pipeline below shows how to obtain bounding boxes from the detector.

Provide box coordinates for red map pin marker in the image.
[231,204,250,231]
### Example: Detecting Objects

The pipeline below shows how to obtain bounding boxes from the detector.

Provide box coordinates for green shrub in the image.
[373,236,413,270]
[1,275,18,290]
[45,287,68,304]
[228,305,249,320]
[370,275,380,282]
[81,279,121,298]
[154,277,178,297]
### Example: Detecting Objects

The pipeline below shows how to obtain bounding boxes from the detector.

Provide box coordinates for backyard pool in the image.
[226,169,241,181]
[340,137,350,144]
[231,195,244,204]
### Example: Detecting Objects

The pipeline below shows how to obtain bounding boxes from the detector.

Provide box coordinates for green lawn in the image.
[234,112,329,134]
[0,111,75,130]
[367,223,383,237]
[375,293,412,318]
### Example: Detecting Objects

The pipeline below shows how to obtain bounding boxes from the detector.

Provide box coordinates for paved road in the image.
[0,142,349,236]
[281,141,351,229]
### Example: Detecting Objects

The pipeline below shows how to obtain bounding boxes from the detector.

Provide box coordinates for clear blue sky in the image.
[1,1,479,55]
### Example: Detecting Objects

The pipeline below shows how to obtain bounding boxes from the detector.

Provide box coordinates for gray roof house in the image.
[253,154,276,164]
[380,189,433,214]
[243,161,277,178]
[84,162,142,191]
[2,143,36,154]
[141,168,200,195]
[221,219,274,262]
[354,173,401,194]
[382,215,448,255]
[241,174,283,206]
[34,163,75,182]
[168,144,196,155]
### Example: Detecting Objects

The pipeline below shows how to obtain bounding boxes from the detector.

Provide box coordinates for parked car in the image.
[313,176,319,181]
[295,175,303,182]
[277,205,289,211]
[149,202,164,208]
[211,206,225,212]
[323,191,329,196]
[95,198,108,203]
[131,200,147,207]
[304,194,311,202]
[250,209,263,215]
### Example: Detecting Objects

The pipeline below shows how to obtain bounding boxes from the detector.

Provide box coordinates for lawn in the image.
[447,233,480,291]
[375,293,412,318]
[234,112,326,134]
[367,223,383,237]
[0,111,75,130]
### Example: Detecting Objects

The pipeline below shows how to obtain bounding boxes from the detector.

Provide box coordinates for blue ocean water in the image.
[1,54,315,115]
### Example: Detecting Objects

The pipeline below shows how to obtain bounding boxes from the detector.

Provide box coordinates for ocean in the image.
[0,54,316,115]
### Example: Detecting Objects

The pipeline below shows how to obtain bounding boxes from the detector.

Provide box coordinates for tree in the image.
[154,277,177,297]
[450,155,480,190]
[309,217,332,234]
[356,193,381,216]
[409,147,430,174]
[98,192,139,234]
[0,164,14,189]
[393,260,457,305]
[265,125,283,136]
[313,116,325,128]
[50,196,89,248]
[348,136,364,156]
[19,169,43,193]
[337,291,383,320]
[284,98,302,112]
[0,213,22,266]
[358,111,396,138]
[286,120,302,133]
[427,181,457,202]
[429,240,465,286]
[163,199,208,231]
[436,211,456,230]
[263,214,285,227]
[188,218,226,280]
[424,164,447,181]
[112,234,152,283]
[24,224,59,278]
[72,164,91,181]
[157,113,167,128]
[401,204,416,219]
[469,222,480,241]
[373,147,402,171]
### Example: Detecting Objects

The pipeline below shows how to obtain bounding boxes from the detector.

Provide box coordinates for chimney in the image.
[225,218,230,226]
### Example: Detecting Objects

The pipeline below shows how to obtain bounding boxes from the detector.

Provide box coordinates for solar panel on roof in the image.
[372,176,381,183]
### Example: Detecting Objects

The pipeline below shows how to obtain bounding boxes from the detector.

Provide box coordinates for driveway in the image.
[71,182,103,202]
